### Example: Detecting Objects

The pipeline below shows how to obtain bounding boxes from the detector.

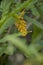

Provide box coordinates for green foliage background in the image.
[0,0,43,65]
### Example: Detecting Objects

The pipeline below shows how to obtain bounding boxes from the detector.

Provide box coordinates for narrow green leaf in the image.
[0,17,14,35]
[30,4,40,17]
[25,16,43,30]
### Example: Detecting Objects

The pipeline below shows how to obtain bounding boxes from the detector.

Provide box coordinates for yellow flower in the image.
[14,10,28,36]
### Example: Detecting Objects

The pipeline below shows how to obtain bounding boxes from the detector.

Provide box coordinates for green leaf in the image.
[30,4,40,17]
[1,0,13,16]
[4,43,16,55]
[25,16,43,30]
[11,0,38,14]
[0,43,7,56]
[0,17,14,35]
[32,25,41,40]
[0,33,42,62]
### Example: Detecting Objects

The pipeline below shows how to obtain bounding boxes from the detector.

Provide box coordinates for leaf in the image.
[11,0,38,14]
[25,16,43,30]
[0,43,7,56]
[0,17,14,35]
[30,4,40,17]
[4,43,16,55]
[0,33,43,62]
[1,0,13,16]
[32,25,41,40]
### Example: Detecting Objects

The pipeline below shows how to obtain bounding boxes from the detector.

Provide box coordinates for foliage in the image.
[0,0,43,65]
